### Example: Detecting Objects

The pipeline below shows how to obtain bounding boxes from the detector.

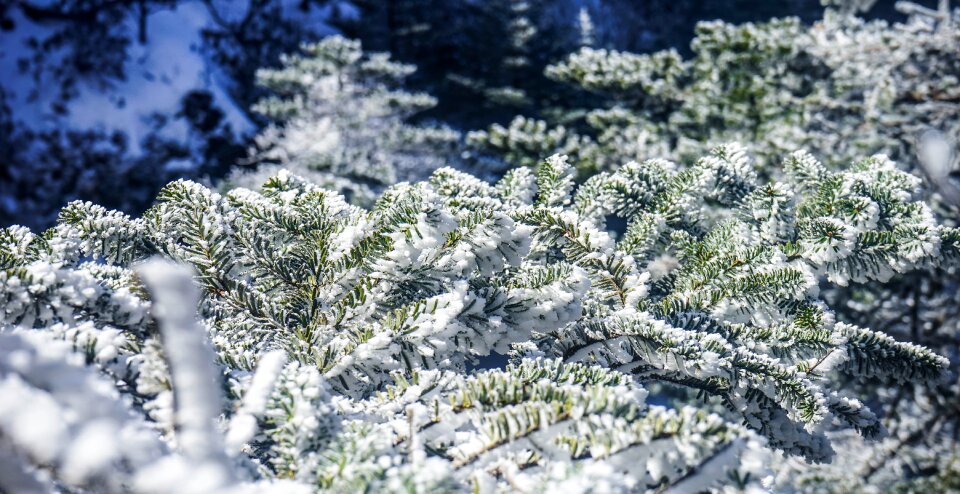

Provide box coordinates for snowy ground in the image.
[3,2,250,152]
[0,0,354,162]
[0,0,350,227]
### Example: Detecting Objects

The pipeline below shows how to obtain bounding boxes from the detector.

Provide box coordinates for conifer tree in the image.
[468,3,960,180]
[227,35,460,206]
[474,3,960,490]
[768,5,960,490]
[0,143,955,491]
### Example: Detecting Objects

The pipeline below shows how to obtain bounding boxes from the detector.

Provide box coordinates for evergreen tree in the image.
[762,6,960,491]
[227,35,460,206]
[0,143,955,491]
[468,3,960,179]
[469,5,960,490]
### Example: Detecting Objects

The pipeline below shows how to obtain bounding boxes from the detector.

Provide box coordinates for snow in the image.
[2,3,251,154]
[1,0,345,158]
[0,444,50,494]
[61,419,122,484]
[75,3,252,149]
[136,259,231,477]
[225,350,287,453]
[0,374,68,464]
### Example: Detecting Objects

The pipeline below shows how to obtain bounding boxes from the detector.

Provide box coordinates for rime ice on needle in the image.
[0,142,956,492]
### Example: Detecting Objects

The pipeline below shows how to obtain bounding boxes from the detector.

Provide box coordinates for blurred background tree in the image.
[1,0,935,229]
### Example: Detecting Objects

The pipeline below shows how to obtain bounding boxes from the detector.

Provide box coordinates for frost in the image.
[0,140,954,491]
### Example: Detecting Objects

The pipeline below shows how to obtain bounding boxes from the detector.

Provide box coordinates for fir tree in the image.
[471,7,960,486]
[468,2,960,181]
[0,144,955,491]
[227,35,460,206]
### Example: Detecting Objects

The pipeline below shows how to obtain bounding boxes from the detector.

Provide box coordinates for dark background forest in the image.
[0,0,935,229]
